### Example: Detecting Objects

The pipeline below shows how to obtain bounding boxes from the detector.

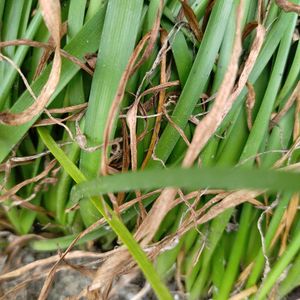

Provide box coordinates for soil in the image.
[0,245,299,299]
[0,246,185,300]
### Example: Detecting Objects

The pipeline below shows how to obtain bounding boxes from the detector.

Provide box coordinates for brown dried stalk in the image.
[141,30,168,169]
[180,0,203,41]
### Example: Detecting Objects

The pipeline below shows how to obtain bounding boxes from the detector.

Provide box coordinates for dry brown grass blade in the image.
[135,188,178,244]
[60,258,96,279]
[126,81,179,173]
[271,210,287,249]
[0,39,93,75]
[242,21,258,40]
[273,136,300,168]
[293,85,300,139]
[163,106,191,146]
[37,221,114,300]
[279,193,299,255]
[246,82,256,130]
[229,286,258,300]
[47,103,88,114]
[0,251,107,281]
[202,0,215,33]
[34,22,67,79]
[277,98,300,253]
[171,189,225,209]
[180,0,203,41]
[33,113,77,127]
[130,0,163,76]
[141,30,168,169]
[0,160,31,172]
[191,192,229,219]
[0,39,80,141]
[275,0,300,13]
[182,1,249,166]
[0,0,62,126]
[0,142,71,172]
[0,49,73,140]
[182,190,261,236]
[100,33,151,175]
[8,194,54,216]
[88,248,133,297]
[236,263,254,286]
[128,0,249,246]
[257,0,264,24]
[116,120,130,205]
[270,82,300,129]
[230,24,266,99]
[0,160,56,202]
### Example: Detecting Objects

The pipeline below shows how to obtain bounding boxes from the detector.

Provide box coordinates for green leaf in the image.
[0,5,107,163]
[37,127,172,300]
[71,167,300,204]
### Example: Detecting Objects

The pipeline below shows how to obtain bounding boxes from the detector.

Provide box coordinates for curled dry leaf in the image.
[33,22,67,79]
[242,21,258,41]
[84,52,98,70]
[130,0,163,76]
[0,0,62,126]
[101,33,151,175]
[270,82,300,129]
[0,39,93,75]
[162,107,191,146]
[180,0,203,41]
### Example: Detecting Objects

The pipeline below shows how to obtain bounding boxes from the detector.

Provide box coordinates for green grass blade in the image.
[79,0,144,226]
[37,127,173,300]
[80,0,143,177]
[18,0,33,37]
[1,0,25,57]
[0,10,43,109]
[256,229,300,300]
[148,0,234,167]
[218,7,298,134]
[67,0,87,42]
[71,167,300,203]
[246,193,292,287]
[215,11,299,299]
[278,251,300,297]
[0,7,107,163]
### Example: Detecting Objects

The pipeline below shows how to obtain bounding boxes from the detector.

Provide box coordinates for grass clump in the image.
[0,0,300,299]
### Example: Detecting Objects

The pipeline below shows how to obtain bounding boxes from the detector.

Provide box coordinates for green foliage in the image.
[1,0,300,299]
